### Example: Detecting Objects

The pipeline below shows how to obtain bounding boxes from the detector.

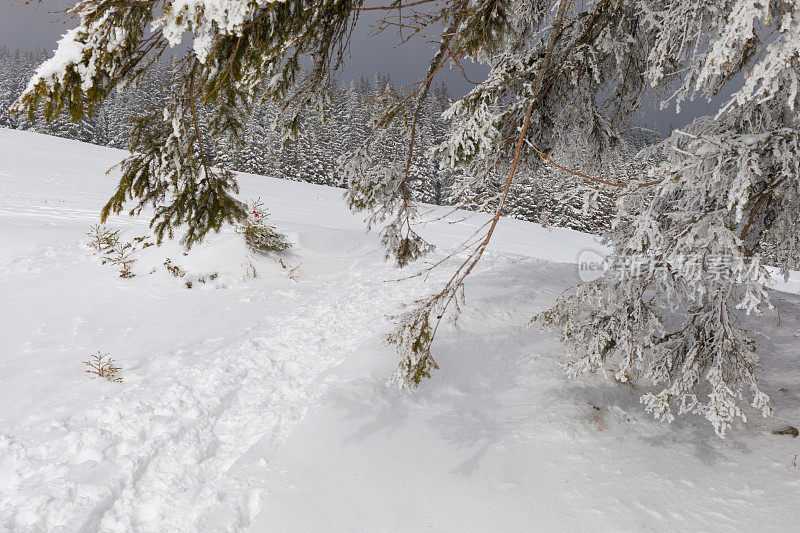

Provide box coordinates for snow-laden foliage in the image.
[12,0,800,435]
[538,0,800,437]
[12,0,361,246]
[538,121,800,436]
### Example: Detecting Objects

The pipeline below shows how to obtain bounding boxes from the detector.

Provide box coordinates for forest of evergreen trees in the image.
[0,48,658,234]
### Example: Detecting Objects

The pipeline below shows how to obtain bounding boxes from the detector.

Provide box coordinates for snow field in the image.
[1,129,799,532]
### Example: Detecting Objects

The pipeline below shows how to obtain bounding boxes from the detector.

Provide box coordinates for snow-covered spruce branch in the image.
[100,59,247,246]
[387,0,652,385]
[386,0,572,387]
[538,120,800,437]
[339,0,471,268]
[12,0,363,246]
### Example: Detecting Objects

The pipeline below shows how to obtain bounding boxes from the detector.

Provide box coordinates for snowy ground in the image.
[0,129,799,532]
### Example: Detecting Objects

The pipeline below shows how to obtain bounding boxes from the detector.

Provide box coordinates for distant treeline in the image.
[0,48,659,233]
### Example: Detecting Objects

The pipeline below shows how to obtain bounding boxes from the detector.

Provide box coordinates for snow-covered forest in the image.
[0,48,657,234]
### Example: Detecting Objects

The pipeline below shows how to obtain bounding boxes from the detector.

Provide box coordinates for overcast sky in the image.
[0,1,482,91]
[1,0,722,134]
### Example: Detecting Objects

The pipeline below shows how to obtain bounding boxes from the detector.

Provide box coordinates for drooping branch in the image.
[391,0,573,386]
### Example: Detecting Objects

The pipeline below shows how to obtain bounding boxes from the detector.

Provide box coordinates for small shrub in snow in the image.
[236,200,291,254]
[87,224,136,278]
[163,258,186,279]
[242,261,258,281]
[87,224,119,254]
[106,241,136,278]
[162,258,218,289]
[83,351,123,383]
[279,258,301,282]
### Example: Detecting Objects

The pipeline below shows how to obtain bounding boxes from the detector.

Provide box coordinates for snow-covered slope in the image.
[1,129,799,532]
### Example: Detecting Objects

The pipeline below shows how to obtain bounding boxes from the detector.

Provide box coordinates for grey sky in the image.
[0,1,482,92]
[1,1,71,50]
[1,0,721,134]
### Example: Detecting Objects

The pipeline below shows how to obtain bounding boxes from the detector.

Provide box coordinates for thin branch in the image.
[359,0,441,11]
[408,0,574,371]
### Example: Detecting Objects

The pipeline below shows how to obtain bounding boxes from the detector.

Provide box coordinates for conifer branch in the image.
[390,0,572,386]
